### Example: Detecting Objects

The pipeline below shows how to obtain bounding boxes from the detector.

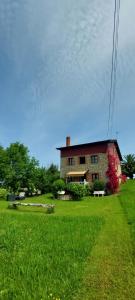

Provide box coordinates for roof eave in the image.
[56,139,122,161]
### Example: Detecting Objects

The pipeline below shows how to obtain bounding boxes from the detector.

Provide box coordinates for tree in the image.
[122,154,135,179]
[35,167,49,194]
[52,179,66,198]
[0,142,60,194]
[46,164,60,192]
[23,157,39,194]
[106,153,119,194]
[0,145,7,186]
[5,142,39,192]
[35,164,60,194]
[47,164,60,180]
[5,143,29,192]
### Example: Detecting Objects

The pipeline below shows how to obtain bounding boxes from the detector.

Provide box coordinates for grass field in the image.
[119,181,135,261]
[0,181,135,299]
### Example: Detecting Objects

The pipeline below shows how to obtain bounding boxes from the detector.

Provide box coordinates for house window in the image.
[68,157,75,166]
[79,156,85,164]
[91,155,98,164]
[92,173,99,182]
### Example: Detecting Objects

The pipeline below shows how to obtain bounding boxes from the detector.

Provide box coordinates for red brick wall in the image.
[61,144,108,157]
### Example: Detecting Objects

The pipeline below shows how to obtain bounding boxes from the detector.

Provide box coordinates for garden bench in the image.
[93,191,105,197]
[8,202,55,213]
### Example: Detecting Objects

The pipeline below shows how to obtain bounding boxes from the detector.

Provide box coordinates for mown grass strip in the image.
[75,195,135,300]
[119,180,135,260]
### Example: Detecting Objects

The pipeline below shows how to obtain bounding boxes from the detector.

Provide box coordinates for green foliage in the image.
[0,188,7,200]
[35,164,60,194]
[122,154,135,179]
[0,142,60,194]
[93,180,105,191]
[66,183,87,200]
[47,164,60,179]
[46,205,55,214]
[0,145,7,184]
[35,167,49,194]
[52,179,65,198]
[24,157,39,194]
[84,184,93,196]
[8,202,18,209]
[46,164,60,192]
[1,142,39,193]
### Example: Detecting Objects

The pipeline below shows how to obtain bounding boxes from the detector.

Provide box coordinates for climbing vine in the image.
[106,153,119,194]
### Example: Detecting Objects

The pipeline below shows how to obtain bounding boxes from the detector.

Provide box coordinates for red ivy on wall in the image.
[120,174,127,184]
[106,153,119,194]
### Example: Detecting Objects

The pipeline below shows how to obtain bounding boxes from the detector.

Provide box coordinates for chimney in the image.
[66,136,71,147]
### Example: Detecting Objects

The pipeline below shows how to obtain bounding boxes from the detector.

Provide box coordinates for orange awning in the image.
[66,171,87,177]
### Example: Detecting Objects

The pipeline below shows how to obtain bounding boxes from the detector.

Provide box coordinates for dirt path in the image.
[76,196,135,300]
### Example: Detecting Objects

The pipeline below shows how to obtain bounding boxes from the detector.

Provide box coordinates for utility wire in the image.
[109,0,120,137]
[111,0,120,136]
[107,0,120,138]
[107,0,117,137]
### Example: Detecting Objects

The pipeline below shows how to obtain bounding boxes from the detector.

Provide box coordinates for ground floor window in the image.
[92,173,99,182]
[67,176,85,183]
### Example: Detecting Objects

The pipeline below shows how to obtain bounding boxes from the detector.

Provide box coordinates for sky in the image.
[0,0,135,167]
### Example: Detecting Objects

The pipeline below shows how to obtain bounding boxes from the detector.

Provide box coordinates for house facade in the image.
[57,137,122,184]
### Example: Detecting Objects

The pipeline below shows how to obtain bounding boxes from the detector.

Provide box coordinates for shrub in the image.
[8,203,18,209]
[120,174,127,184]
[0,188,8,200]
[66,183,86,200]
[93,180,105,191]
[46,205,55,214]
[52,179,66,198]
[81,184,92,196]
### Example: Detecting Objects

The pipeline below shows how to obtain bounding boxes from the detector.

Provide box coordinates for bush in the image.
[52,179,66,198]
[120,174,127,184]
[46,205,55,214]
[84,184,93,196]
[66,183,86,200]
[93,180,105,191]
[0,188,8,200]
[8,203,18,209]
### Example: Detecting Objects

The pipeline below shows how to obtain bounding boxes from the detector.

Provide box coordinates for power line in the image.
[107,0,120,138]
[111,0,120,135]
[107,0,117,137]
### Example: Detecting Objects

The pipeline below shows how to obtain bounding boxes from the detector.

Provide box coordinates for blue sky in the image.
[0,0,135,166]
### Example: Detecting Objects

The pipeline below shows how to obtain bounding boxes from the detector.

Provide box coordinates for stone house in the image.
[57,137,122,184]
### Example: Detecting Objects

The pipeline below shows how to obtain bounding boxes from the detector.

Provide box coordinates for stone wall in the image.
[60,153,108,182]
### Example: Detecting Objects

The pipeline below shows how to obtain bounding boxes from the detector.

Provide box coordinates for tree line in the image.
[0,142,60,193]
[0,141,134,194]
[122,154,135,179]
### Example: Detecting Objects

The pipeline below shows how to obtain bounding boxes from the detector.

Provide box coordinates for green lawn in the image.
[119,181,135,261]
[0,181,135,299]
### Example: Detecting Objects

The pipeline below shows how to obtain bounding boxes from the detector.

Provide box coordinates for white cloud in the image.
[0,0,135,163]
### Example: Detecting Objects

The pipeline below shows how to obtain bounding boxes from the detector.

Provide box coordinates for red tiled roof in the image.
[56,139,122,161]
